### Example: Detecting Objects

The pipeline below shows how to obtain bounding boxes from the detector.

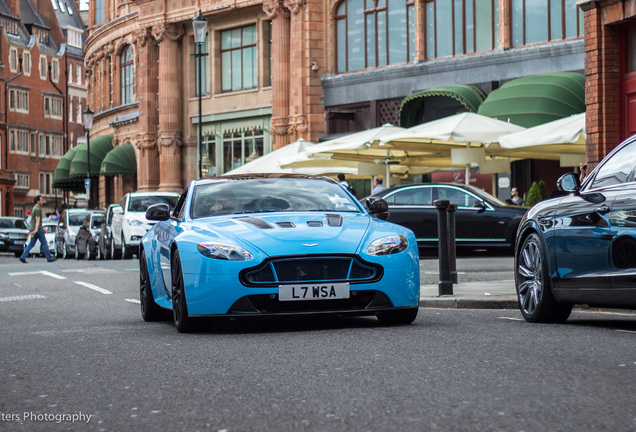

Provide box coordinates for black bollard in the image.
[434,199,453,295]
[447,203,458,284]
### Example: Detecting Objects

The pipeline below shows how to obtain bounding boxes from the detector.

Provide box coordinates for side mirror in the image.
[361,196,390,221]
[146,203,171,221]
[113,206,124,215]
[474,200,487,212]
[557,172,581,193]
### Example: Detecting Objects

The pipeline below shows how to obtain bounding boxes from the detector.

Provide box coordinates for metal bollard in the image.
[434,199,453,295]
[447,203,458,284]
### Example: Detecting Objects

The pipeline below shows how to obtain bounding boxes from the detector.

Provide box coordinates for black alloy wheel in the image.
[516,233,572,323]
[171,250,194,333]
[140,249,170,321]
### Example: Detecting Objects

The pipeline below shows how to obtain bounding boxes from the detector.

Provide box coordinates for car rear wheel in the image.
[377,307,418,325]
[171,250,194,333]
[516,233,572,323]
[140,249,170,322]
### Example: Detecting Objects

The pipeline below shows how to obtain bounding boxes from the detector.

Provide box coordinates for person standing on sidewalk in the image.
[19,195,56,263]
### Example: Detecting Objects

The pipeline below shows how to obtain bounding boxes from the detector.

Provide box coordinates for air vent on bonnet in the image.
[276,222,295,228]
[307,221,323,227]
[326,214,343,227]
[233,216,274,229]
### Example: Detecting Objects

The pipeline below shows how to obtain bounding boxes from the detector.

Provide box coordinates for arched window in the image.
[336,0,414,73]
[425,0,499,59]
[120,46,134,105]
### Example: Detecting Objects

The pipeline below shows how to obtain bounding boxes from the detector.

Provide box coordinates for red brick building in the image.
[0,0,87,217]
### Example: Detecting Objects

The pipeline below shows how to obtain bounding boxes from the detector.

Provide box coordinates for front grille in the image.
[228,290,392,314]
[240,255,383,287]
[8,233,27,239]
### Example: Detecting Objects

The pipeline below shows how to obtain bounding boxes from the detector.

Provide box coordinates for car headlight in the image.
[367,235,408,256]
[197,242,253,261]
[128,219,144,227]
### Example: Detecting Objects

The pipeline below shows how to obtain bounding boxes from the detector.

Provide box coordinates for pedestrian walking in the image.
[19,195,56,263]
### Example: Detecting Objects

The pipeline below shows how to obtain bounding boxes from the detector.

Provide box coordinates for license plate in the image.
[14,240,25,245]
[279,283,350,301]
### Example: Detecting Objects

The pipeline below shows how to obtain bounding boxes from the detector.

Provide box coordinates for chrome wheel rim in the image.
[517,239,543,316]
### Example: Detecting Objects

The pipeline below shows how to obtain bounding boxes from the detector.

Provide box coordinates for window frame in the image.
[220,24,258,92]
[120,45,134,105]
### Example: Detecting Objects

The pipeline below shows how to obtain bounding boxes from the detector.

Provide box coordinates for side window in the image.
[119,196,126,210]
[173,188,188,220]
[391,188,432,206]
[590,141,636,190]
[436,187,473,207]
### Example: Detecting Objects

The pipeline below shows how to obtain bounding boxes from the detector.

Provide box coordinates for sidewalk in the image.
[419,279,519,309]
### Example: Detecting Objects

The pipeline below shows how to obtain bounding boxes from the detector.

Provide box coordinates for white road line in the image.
[125,298,141,304]
[0,294,46,302]
[8,270,67,280]
[74,281,113,295]
[616,330,636,334]
[498,317,524,321]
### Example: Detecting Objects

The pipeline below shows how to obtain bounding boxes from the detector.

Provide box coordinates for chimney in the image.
[6,0,19,17]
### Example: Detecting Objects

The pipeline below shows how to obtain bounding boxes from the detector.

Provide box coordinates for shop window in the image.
[201,134,216,177]
[426,0,499,59]
[120,45,134,104]
[222,129,264,173]
[221,25,257,92]
[512,0,583,46]
[336,0,414,72]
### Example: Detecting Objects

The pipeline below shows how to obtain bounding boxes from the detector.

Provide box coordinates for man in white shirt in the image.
[371,177,386,195]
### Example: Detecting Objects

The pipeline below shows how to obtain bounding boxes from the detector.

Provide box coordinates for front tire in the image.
[377,307,418,325]
[171,250,194,333]
[110,236,121,259]
[122,235,133,259]
[516,233,572,323]
[140,249,170,321]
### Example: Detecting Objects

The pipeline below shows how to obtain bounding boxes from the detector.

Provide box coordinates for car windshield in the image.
[68,212,91,226]
[190,178,361,218]
[128,195,179,212]
[0,219,27,229]
[91,215,105,229]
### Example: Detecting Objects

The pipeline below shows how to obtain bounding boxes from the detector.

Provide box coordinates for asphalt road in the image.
[1,255,635,432]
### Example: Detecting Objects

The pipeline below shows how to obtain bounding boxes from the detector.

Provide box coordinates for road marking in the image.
[498,317,524,321]
[8,270,67,280]
[74,281,112,295]
[0,294,46,302]
[616,330,636,334]
[40,271,67,280]
[125,298,140,304]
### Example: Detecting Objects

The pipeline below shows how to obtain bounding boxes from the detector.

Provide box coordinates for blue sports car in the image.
[139,174,420,332]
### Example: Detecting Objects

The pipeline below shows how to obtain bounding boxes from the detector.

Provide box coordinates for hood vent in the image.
[233,216,274,229]
[276,222,295,228]
[326,214,343,227]
[307,221,323,227]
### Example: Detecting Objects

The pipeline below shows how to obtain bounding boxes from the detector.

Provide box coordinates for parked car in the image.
[55,209,103,259]
[75,212,105,260]
[139,174,420,332]
[98,204,121,260]
[25,222,57,257]
[0,217,29,257]
[371,183,527,250]
[515,135,636,323]
[111,192,180,259]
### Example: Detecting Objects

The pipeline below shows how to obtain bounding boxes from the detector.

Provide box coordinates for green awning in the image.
[68,134,114,178]
[53,146,85,191]
[477,72,585,128]
[399,85,486,127]
[100,143,137,176]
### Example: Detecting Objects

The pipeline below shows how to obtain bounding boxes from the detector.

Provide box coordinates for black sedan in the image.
[372,183,527,250]
[515,135,636,322]
[0,217,29,257]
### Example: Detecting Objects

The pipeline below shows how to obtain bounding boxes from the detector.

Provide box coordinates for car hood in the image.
[190,212,371,256]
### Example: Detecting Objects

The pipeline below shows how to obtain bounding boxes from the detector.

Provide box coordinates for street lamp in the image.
[192,10,208,178]
[83,106,94,208]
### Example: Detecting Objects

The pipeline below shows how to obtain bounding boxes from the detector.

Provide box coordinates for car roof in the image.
[126,191,180,197]
[199,173,335,185]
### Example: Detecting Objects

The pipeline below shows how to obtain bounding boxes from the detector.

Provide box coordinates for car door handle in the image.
[595,205,610,215]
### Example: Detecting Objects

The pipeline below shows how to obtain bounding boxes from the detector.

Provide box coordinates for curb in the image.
[419,295,519,309]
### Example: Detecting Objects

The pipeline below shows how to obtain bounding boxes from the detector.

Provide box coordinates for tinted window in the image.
[91,215,105,229]
[0,218,27,229]
[435,187,475,207]
[390,188,433,206]
[128,195,179,212]
[68,212,91,226]
[590,141,636,189]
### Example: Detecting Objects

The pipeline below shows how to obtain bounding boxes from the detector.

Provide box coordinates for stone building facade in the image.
[83,0,589,206]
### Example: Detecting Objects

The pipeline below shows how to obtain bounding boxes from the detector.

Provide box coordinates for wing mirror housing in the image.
[112,206,124,215]
[557,172,581,193]
[146,203,171,221]
[361,196,390,221]
[474,200,487,212]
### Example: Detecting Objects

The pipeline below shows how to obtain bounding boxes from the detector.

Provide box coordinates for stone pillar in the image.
[134,27,161,191]
[264,0,291,149]
[154,23,185,192]
[499,0,511,50]
[414,0,426,62]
